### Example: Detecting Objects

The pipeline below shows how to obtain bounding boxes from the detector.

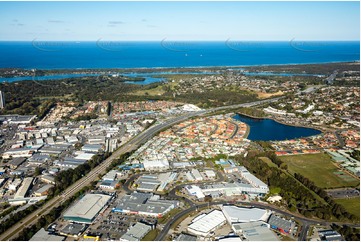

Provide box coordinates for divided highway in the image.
[0,98,280,241]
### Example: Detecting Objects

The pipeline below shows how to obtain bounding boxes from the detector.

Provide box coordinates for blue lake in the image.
[233,113,321,141]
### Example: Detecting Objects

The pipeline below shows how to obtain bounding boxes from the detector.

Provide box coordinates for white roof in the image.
[222,206,270,223]
[188,210,226,234]
[63,194,111,221]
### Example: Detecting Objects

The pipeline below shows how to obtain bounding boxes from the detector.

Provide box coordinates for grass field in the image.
[280,153,359,189]
[334,197,360,219]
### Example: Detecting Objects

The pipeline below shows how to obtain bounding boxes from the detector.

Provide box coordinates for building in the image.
[113,192,178,218]
[60,223,87,237]
[135,175,160,192]
[142,159,170,170]
[102,170,118,181]
[238,166,269,192]
[185,185,205,200]
[174,233,197,241]
[232,221,279,241]
[40,175,55,184]
[191,169,203,181]
[99,180,118,190]
[34,184,53,196]
[30,228,65,241]
[268,214,295,234]
[82,144,103,153]
[0,90,5,109]
[187,210,227,237]
[8,178,22,191]
[63,193,112,224]
[222,206,271,224]
[318,230,343,241]
[14,177,33,199]
[8,157,27,169]
[120,222,152,241]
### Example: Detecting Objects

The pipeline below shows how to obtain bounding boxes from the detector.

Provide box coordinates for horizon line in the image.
[0,39,360,42]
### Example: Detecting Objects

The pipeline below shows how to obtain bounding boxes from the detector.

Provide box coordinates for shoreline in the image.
[235,112,325,134]
[1,60,359,72]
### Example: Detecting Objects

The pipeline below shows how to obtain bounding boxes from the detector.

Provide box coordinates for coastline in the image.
[13,60,360,71]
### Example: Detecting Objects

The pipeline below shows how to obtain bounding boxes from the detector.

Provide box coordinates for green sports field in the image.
[280,153,359,189]
[335,197,360,219]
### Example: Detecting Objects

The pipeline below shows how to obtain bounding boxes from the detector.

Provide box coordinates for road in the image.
[0,97,280,241]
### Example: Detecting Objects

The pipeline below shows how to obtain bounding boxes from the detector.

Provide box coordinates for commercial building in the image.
[30,228,65,241]
[14,177,33,199]
[187,210,227,237]
[120,222,152,241]
[232,221,279,241]
[222,206,271,224]
[113,192,178,218]
[135,175,160,192]
[63,193,112,224]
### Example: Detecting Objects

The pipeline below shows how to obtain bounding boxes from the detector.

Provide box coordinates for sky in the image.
[0,1,359,41]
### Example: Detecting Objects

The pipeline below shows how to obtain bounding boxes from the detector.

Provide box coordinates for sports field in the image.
[335,197,360,219]
[280,153,359,189]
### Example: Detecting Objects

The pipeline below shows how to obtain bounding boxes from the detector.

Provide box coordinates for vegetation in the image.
[141,229,159,241]
[280,153,359,188]
[234,151,357,222]
[334,197,360,219]
[14,185,93,241]
[331,224,360,241]
[237,107,266,118]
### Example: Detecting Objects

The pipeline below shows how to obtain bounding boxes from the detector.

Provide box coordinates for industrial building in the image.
[185,185,205,200]
[63,193,112,224]
[30,228,65,241]
[34,184,53,196]
[268,214,295,234]
[174,233,197,241]
[142,159,170,170]
[120,222,152,241]
[222,205,271,224]
[187,210,227,237]
[232,221,279,241]
[113,192,178,218]
[14,177,33,199]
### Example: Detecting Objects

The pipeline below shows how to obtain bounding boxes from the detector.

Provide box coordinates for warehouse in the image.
[187,210,227,237]
[63,193,112,224]
[222,205,271,224]
[113,192,178,218]
[120,222,152,241]
[30,228,65,241]
[14,177,33,199]
[142,159,169,170]
[232,221,279,241]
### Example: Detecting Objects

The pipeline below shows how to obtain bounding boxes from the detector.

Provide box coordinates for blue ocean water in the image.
[0,41,359,69]
[233,114,321,141]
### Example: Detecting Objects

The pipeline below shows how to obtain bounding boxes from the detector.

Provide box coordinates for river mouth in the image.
[233,113,321,141]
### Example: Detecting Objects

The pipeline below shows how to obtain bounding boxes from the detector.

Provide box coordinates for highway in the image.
[0,98,280,241]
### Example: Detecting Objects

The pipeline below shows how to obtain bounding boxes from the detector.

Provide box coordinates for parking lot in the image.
[326,188,360,198]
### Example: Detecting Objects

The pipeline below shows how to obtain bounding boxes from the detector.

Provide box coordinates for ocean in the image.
[0,41,359,69]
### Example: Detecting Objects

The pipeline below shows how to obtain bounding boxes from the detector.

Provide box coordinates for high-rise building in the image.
[0,91,5,109]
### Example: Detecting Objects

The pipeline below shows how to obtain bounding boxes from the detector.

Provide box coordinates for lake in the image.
[233,113,321,141]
